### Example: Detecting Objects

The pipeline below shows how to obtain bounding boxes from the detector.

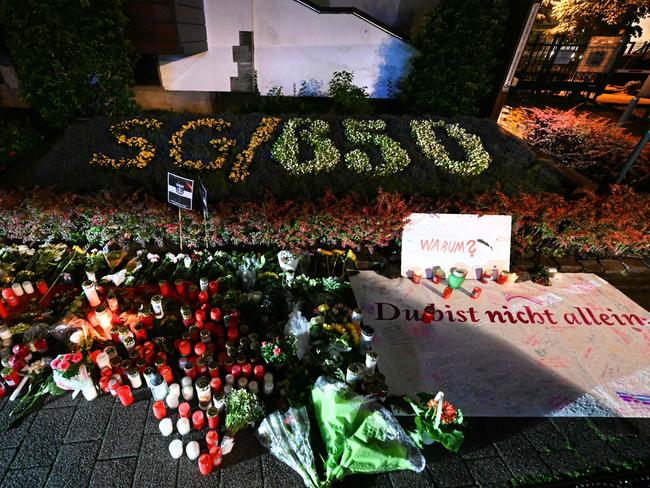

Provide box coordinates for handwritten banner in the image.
[400,213,511,279]
[350,271,650,417]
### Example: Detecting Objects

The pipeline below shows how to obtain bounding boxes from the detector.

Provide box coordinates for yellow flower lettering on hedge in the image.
[229,116,281,183]
[90,118,162,169]
[169,118,235,171]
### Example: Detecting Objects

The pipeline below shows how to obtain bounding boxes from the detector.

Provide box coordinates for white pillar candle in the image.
[248,381,259,395]
[127,369,142,389]
[181,376,192,388]
[21,281,34,295]
[263,382,274,396]
[159,418,173,436]
[182,385,194,401]
[177,417,190,436]
[166,393,179,409]
[186,441,200,460]
[81,380,98,401]
[82,281,101,307]
[365,351,378,374]
[263,372,273,384]
[11,283,24,297]
[225,374,235,386]
[223,384,232,396]
[95,352,110,370]
[150,295,163,319]
[169,439,183,459]
[200,277,209,292]
[169,383,181,397]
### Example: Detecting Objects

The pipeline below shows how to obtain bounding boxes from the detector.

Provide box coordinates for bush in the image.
[0,0,136,129]
[521,107,650,189]
[328,71,372,115]
[2,112,563,202]
[399,0,507,116]
[0,113,45,168]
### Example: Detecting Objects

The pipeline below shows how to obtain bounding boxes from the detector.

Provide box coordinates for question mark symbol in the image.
[467,240,476,257]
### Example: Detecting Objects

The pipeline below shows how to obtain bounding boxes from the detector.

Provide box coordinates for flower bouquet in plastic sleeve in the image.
[51,352,97,401]
[257,407,320,488]
[312,376,425,484]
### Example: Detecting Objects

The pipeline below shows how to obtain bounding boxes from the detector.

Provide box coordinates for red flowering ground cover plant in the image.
[0,187,648,257]
[520,107,650,190]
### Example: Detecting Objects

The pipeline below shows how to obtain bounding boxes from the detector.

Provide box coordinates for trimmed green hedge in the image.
[4,113,563,201]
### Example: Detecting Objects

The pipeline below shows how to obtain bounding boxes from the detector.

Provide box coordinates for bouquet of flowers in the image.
[260,335,297,365]
[309,303,360,351]
[51,352,96,400]
[404,391,464,452]
[225,389,265,436]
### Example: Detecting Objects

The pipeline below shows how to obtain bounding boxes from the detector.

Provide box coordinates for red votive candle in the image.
[0,300,8,319]
[208,363,219,379]
[36,279,48,295]
[178,340,191,357]
[194,342,206,357]
[132,323,147,342]
[188,285,198,302]
[210,307,221,321]
[2,288,19,308]
[198,453,213,476]
[496,271,509,285]
[206,430,219,449]
[192,409,205,430]
[471,287,482,299]
[442,286,453,300]
[480,271,492,284]
[208,280,219,296]
[207,407,219,429]
[195,309,206,323]
[210,377,222,393]
[140,313,154,329]
[422,304,435,324]
[227,327,238,343]
[159,280,169,297]
[152,400,167,419]
[231,364,242,380]
[175,279,184,295]
[160,365,173,385]
[117,385,134,407]
[99,376,111,393]
[184,361,196,380]
[242,363,251,379]
[254,365,264,382]
[431,271,442,285]
[210,446,222,467]
[1,367,20,387]
[178,402,191,418]
[198,291,209,304]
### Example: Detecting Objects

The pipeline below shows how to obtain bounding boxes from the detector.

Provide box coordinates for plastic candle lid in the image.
[159,418,173,437]
[186,441,200,460]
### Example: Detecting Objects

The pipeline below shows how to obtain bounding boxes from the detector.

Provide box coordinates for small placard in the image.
[401,213,511,279]
[167,172,194,210]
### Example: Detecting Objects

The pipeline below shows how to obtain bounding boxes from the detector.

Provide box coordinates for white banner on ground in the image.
[401,213,511,279]
[350,271,650,417]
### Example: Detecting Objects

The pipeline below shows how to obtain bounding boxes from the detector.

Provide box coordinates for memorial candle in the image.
[175,279,185,295]
[169,439,183,459]
[186,441,200,460]
[199,291,209,304]
[82,281,101,307]
[178,401,191,418]
[200,277,209,292]
[192,409,205,430]
[11,283,24,297]
[208,280,219,296]
[198,453,213,475]
[158,279,169,297]
[117,385,134,407]
[177,417,190,436]
[2,288,19,308]
[36,279,48,295]
[207,407,219,429]
[471,287,482,299]
[206,430,219,449]
[0,301,8,319]
[254,364,264,382]
[210,446,222,467]
[422,305,435,324]
[210,307,221,321]
[21,281,34,295]
[152,400,167,420]
[188,285,198,302]
[150,295,164,319]
[159,418,173,437]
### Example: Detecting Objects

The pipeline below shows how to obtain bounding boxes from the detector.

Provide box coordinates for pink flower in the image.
[58,359,71,371]
[261,341,267,347]
[63,354,72,361]
[51,358,61,370]
[71,351,83,364]
[273,347,282,356]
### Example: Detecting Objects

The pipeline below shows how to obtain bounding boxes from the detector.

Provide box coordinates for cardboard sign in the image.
[577,36,622,73]
[401,213,511,279]
[350,271,650,417]
[167,172,194,210]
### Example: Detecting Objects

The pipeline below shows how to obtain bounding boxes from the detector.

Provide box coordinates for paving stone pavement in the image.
[0,391,648,488]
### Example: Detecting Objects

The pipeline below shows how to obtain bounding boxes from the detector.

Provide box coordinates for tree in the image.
[544,0,650,37]
[0,0,136,129]
[328,71,372,114]
[398,0,508,116]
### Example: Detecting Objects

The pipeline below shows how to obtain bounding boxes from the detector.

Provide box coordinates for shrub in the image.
[0,113,45,168]
[399,0,508,116]
[521,107,650,188]
[0,0,136,128]
[328,71,372,115]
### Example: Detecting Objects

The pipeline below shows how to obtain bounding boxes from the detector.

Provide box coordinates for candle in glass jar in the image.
[159,417,173,437]
[21,281,34,295]
[432,270,443,284]
[82,281,101,307]
[127,368,142,389]
[117,385,134,407]
[208,280,219,295]
[223,384,232,396]
[198,453,213,476]
[188,285,198,302]
[169,383,180,397]
[248,380,259,395]
[150,295,164,319]
[471,287,482,299]
[210,377,222,393]
[11,283,24,297]
[181,376,192,388]
[206,430,219,449]
[198,291,209,304]
[230,365,241,380]
[496,270,509,285]
[365,351,378,373]
[159,365,173,385]
[182,385,194,401]
[242,363,251,379]
[195,308,206,323]
[95,306,113,335]
[237,377,248,390]
[196,377,212,407]
[225,374,235,386]
[175,279,184,295]
[442,286,453,300]
[411,270,423,284]
[152,400,167,420]
[1,367,20,387]
[166,393,179,409]
[199,277,209,292]
[253,365,264,382]
[210,307,221,321]
[263,382,274,396]
[212,393,225,412]
[150,374,169,401]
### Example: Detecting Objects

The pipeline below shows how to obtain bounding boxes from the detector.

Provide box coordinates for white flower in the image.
[69,330,84,344]
[147,253,160,263]
[137,249,144,256]
[166,252,178,264]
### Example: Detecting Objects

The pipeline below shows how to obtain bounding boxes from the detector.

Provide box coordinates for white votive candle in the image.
[21,281,34,295]
[166,393,179,409]
[169,383,181,397]
[11,283,24,297]
[159,418,173,436]
[177,417,190,436]
[169,439,183,459]
[82,281,101,307]
[182,385,194,401]
[186,441,200,460]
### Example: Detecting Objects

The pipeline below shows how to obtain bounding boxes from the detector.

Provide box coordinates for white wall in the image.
[157,0,416,98]
[158,0,253,92]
